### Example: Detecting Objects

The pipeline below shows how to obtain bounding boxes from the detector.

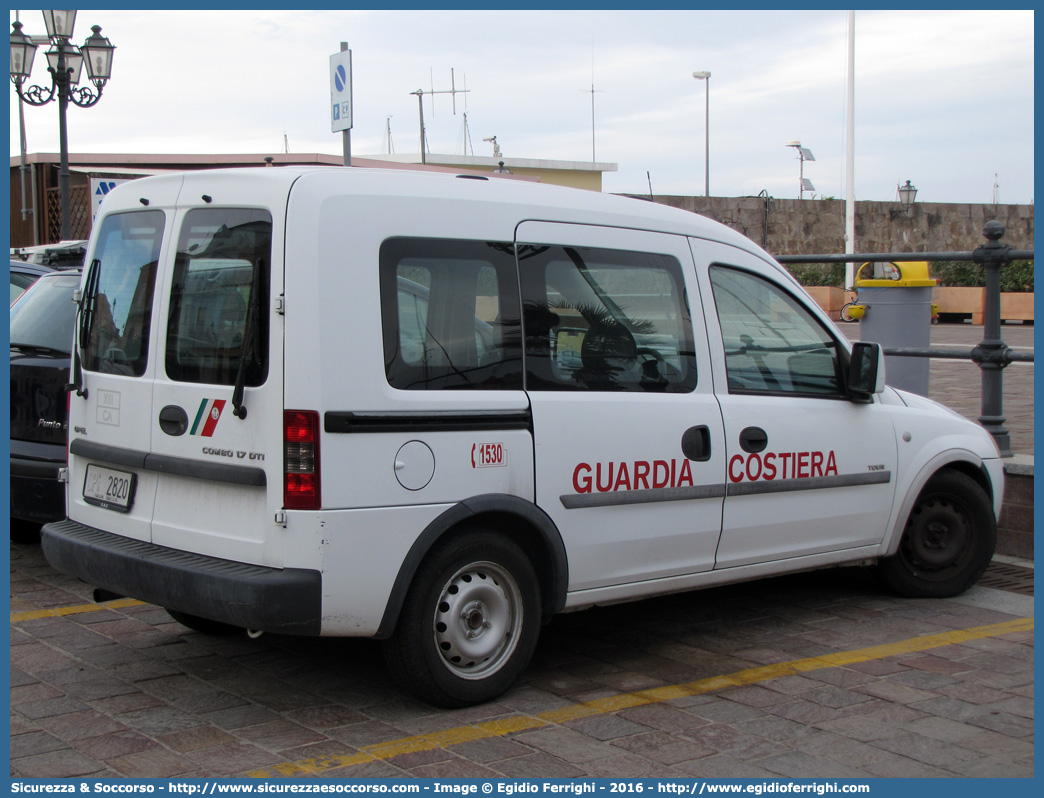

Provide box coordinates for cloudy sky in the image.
[8,8,1035,204]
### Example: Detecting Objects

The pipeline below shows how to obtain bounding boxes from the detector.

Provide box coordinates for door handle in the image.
[739,426,768,453]
[681,425,711,462]
[159,405,189,437]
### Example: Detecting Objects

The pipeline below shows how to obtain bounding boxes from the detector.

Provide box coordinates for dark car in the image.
[10,259,54,305]
[10,270,80,539]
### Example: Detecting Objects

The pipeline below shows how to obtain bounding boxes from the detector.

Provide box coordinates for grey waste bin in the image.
[851,262,936,396]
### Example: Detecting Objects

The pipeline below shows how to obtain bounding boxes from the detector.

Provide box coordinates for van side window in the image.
[166,209,271,387]
[708,266,843,397]
[83,210,164,377]
[380,238,523,390]
[519,246,697,392]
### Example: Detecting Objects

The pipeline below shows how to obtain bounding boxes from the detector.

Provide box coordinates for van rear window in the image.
[165,208,271,387]
[380,238,523,390]
[83,211,164,377]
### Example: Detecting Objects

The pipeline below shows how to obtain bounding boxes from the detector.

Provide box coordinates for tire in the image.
[840,302,858,323]
[166,609,242,635]
[10,520,42,544]
[877,471,996,598]
[383,529,541,707]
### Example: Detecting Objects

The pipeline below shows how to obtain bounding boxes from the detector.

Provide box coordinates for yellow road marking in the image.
[240,616,1032,777]
[10,598,146,622]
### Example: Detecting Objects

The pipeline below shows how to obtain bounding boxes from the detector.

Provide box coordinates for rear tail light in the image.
[284,410,321,511]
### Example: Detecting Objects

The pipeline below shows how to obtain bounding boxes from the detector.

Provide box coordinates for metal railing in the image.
[777,221,1034,457]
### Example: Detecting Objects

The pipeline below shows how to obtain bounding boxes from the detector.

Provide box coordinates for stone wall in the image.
[646,195,1034,255]
[998,458,1034,558]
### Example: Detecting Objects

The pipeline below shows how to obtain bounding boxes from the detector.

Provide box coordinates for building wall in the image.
[648,195,1034,254]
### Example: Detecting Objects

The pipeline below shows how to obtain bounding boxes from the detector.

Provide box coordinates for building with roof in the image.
[8,151,617,247]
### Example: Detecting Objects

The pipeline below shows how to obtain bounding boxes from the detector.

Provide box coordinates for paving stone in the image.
[182,741,284,776]
[10,730,68,759]
[854,679,940,704]
[283,704,371,730]
[610,730,715,765]
[871,730,985,767]
[947,757,1034,778]
[409,757,501,778]
[33,708,129,742]
[109,746,200,778]
[857,749,957,778]
[562,713,652,741]
[752,749,873,778]
[12,748,106,778]
[514,726,616,764]
[674,753,781,778]
[802,683,875,709]
[982,695,1034,719]
[616,702,710,732]
[967,710,1035,738]
[15,695,91,721]
[734,714,816,743]
[71,731,159,762]
[446,734,535,763]
[156,724,238,752]
[719,684,795,708]
[492,752,587,778]
[382,745,456,771]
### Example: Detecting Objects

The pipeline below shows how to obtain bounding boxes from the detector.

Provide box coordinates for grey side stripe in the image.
[560,483,726,510]
[726,470,892,497]
[559,470,891,509]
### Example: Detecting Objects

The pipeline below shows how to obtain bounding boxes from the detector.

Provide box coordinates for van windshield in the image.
[82,211,164,376]
[165,208,271,386]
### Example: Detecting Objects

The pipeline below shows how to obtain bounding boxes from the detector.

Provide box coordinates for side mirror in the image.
[848,341,886,400]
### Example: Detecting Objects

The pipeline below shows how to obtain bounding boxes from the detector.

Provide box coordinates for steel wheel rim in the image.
[432,560,522,680]
[899,495,973,581]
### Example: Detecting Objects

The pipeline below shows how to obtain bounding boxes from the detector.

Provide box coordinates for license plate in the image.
[83,464,137,513]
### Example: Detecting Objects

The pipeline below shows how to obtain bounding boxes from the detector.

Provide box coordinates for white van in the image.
[42,167,1002,707]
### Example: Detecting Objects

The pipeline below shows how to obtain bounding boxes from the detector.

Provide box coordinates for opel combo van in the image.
[42,167,1002,706]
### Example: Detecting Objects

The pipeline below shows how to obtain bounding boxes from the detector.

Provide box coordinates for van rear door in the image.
[146,173,286,567]
[67,199,175,545]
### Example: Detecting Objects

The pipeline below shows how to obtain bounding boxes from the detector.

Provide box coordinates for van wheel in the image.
[166,609,242,635]
[877,471,995,598]
[383,530,541,707]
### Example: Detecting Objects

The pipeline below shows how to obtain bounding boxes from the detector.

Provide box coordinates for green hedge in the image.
[784,263,846,288]
[931,260,1034,292]
[785,260,1034,292]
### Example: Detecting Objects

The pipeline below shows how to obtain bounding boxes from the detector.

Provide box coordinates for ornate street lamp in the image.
[10,11,115,241]
[898,179,918,206]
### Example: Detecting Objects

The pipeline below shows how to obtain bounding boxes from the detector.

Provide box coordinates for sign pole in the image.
[340,42,351,166]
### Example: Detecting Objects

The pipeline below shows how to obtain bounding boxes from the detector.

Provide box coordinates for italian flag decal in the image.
[190,399,226,437]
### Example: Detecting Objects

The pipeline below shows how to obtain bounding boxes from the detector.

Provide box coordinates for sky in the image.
[8,8,1035,205]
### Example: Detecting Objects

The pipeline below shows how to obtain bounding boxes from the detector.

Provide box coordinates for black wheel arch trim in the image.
[375,493,568,639]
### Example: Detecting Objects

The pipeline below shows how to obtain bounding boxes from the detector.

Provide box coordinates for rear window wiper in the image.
[69,257,100,398]
[231,258,264,420]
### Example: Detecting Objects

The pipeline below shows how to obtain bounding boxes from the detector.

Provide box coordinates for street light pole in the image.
[10,13,115,242]
[693,71,710,197]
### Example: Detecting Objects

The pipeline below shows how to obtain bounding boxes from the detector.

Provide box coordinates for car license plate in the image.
[83,464,137,513]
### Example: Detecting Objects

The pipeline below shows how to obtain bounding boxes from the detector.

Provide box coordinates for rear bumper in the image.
[41,519,322,636]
